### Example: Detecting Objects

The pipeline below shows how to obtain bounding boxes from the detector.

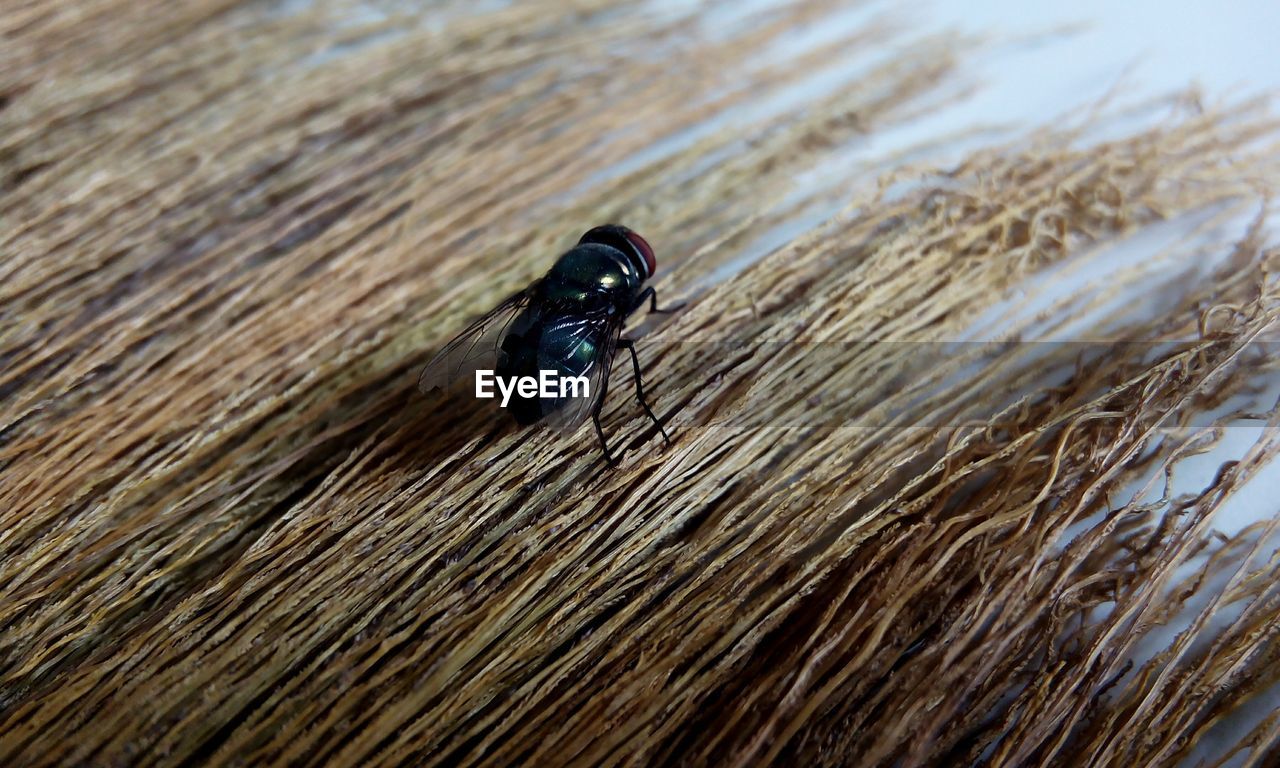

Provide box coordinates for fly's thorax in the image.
[541,243,643,305]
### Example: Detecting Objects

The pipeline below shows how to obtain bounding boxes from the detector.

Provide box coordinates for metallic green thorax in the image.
[537,244,643,305]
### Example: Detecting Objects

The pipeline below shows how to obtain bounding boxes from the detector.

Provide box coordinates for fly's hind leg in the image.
[592,371,619,466]
[618,338,671,446]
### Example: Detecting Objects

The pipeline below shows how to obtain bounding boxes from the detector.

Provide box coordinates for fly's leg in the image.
[618,338,671,445]
[592,369,618,466]
[631,287,684,315]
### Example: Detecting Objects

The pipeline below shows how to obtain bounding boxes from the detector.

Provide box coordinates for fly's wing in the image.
[541,308,627,430]
[418,285,538,396]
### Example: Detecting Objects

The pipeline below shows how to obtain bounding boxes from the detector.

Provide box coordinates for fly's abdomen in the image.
[497,314,599,425]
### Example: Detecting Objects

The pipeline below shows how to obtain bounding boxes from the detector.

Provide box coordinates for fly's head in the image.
[579,224,656,282]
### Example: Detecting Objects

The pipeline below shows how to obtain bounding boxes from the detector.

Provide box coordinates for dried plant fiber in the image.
[2,1,1280,766]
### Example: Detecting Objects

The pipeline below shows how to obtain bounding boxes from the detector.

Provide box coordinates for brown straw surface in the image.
[3,1,1280,766]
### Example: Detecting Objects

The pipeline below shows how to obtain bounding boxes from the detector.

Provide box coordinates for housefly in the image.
[418,225,680,464]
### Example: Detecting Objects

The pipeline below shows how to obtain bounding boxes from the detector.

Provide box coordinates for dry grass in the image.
[2,1,1280,766]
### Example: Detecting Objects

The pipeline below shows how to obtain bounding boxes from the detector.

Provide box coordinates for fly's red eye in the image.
[625,230,656,277]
